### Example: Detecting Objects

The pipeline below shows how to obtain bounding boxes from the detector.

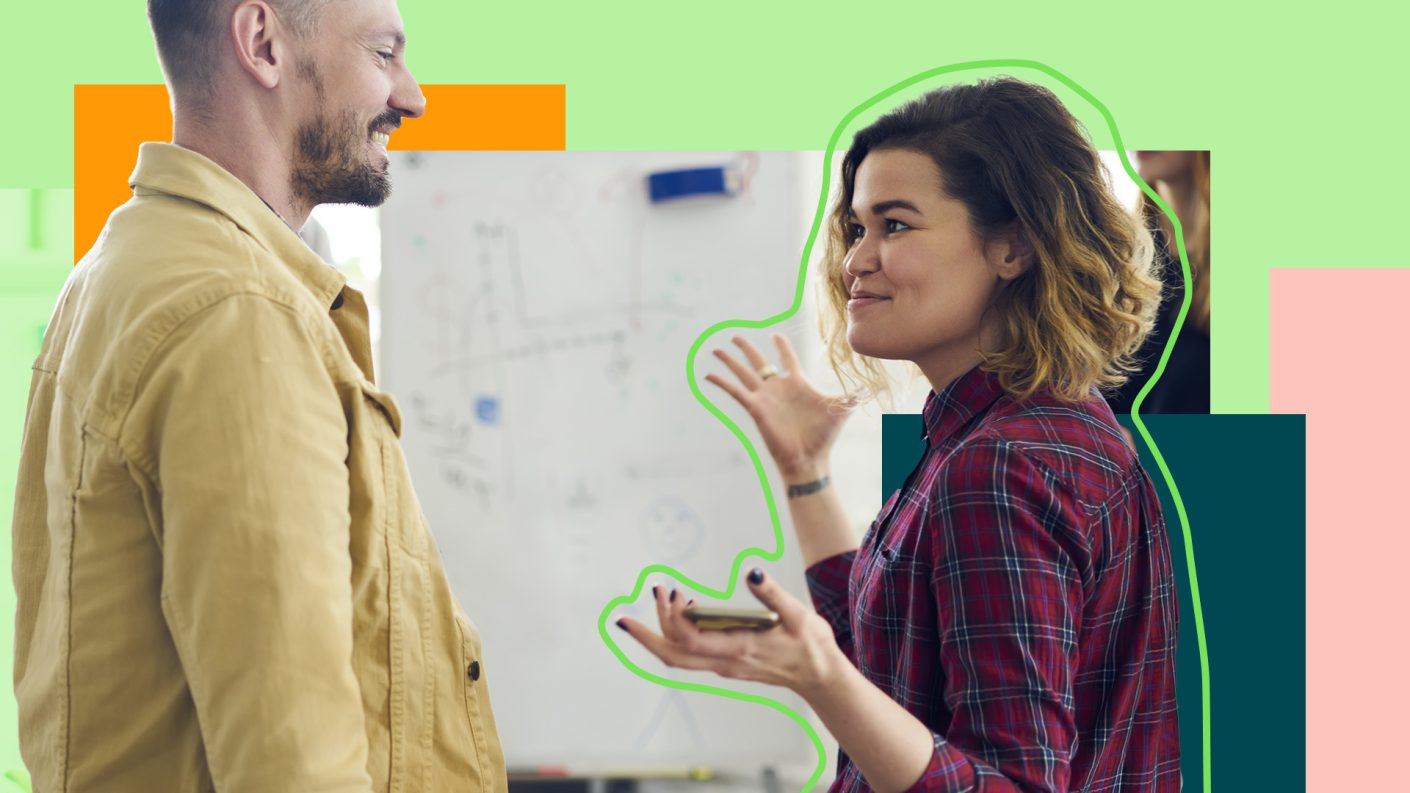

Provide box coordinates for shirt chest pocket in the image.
[858,488,903,554]
[853,490,927,624]
[868,488,923,564]
[874,497,932,576]
[358,381,428,559]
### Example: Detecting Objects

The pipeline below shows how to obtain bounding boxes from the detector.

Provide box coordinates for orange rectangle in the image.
[74,83,566,262]
[396,85,565,151]
[74,85,171,266]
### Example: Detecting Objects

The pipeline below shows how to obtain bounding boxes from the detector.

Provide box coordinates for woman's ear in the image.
[992,223,1036,281]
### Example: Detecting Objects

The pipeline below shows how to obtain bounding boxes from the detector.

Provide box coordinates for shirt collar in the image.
[921,365,1008,447]
[128,142,347,311]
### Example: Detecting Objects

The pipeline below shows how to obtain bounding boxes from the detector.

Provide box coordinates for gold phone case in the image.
[684,606,780,631]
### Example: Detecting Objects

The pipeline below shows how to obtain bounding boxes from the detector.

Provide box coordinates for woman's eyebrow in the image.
[851,199,922,217]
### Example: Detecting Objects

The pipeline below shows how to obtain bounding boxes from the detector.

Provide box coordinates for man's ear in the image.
[230,1,285,90]
[992,222,1036,281]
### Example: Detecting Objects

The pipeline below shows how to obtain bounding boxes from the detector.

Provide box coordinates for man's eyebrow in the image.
[369,27,407,47]
[849,199,922,217]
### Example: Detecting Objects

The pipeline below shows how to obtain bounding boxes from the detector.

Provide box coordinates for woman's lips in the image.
[847,296,889,312]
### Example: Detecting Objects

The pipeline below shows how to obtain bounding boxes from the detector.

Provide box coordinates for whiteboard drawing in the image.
[639,496,707,565]
[634,690,705,752]
[380,151,820,773]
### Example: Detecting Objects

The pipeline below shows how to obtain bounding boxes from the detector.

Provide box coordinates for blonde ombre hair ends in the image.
[819,78,1162,404]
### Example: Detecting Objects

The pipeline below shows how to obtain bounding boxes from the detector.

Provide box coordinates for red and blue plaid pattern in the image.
[808,366,1180,792]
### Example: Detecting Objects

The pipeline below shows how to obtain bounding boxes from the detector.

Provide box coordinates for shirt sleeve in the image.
[126,293,374,793]
[907,440,1088,793]
[805,551,857,662]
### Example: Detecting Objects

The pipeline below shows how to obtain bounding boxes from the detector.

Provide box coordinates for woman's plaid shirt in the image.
[807,366,1181,792]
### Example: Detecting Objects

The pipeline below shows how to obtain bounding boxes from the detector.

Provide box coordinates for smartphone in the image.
[684,605,780,631]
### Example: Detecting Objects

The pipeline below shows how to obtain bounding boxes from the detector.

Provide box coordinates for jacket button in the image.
[467,661,481,682]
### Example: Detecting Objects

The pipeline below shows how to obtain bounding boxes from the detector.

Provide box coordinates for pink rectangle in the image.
[1270,268,1410,791]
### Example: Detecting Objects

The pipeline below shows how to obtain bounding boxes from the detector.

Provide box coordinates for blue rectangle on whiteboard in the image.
[647,167,735,203]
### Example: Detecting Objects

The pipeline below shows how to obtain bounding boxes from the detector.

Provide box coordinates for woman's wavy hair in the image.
[819,77,1161,403]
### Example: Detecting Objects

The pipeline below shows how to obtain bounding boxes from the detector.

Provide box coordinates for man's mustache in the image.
[369,112,404,132]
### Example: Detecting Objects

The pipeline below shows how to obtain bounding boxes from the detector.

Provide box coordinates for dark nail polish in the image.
[687,599,696,607]
[652,585,660,599]
[748,568,765,585]
[616,619,629,632]
[670,589,677,603]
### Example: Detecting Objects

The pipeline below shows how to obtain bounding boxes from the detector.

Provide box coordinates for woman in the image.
[618,77,1181,793]
[1106,150,1211,414]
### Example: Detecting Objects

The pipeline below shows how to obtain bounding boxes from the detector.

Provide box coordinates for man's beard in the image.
[291,109,397,208]
[290,61,398,208]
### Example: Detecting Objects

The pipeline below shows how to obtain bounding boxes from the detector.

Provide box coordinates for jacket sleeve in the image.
[905,440,1088,793]
[125,292,374,793]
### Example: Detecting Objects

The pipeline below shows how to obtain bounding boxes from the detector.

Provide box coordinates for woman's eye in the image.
[848,219,908,242]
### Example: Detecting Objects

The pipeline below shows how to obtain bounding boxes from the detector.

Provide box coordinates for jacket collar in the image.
[128,142,346,311]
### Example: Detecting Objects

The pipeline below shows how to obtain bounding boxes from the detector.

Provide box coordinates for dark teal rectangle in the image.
[880,413,1307,792]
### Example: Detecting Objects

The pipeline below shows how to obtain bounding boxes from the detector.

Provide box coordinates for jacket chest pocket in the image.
[358,381,427,558]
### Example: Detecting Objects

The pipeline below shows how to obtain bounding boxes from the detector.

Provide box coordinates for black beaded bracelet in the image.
[786,475,831,499]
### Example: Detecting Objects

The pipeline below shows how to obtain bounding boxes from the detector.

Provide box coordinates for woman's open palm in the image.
[704,334,855,479]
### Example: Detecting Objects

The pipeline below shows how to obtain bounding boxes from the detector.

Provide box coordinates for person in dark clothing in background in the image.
[1108,150,1211,415]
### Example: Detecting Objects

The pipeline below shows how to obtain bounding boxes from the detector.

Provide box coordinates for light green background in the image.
[8,0,1408,411]
[0,189,71,787]
[3,0,1401,785]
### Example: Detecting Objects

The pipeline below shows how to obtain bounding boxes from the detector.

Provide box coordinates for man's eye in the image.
[377,51,395,63]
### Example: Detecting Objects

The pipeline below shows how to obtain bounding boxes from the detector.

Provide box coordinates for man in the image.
[10,1,507,790]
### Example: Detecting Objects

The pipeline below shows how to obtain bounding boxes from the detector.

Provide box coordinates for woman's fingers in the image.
[685,622,760,658]
[619,600,757,674]
[664,597,702,649]
[616,619,725,672]
[653,585,676,640]
[663,597,752,655]
[657,585,707,646]
[745,568,812,630]
[772,333,802,373]
[713,348,761,390]
[703,373,753,409]
[732,336,774,374]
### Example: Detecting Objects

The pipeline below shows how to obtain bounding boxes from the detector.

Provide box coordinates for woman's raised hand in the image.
[704,334,855,481]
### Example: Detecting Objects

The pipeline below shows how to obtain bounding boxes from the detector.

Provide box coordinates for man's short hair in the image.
[147,0,332,100]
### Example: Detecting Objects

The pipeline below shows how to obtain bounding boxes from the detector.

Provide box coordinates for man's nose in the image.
[393,67,427,120]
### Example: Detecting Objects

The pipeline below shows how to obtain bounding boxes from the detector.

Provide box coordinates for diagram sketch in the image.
[380,151,820,773]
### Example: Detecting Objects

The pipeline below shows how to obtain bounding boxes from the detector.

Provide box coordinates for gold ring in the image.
[757,365,780,380]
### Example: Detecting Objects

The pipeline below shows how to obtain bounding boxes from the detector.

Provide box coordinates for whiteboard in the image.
[379,152,828,774]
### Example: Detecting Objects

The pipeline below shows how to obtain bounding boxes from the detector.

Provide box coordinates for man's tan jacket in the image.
[11,143,507,792]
